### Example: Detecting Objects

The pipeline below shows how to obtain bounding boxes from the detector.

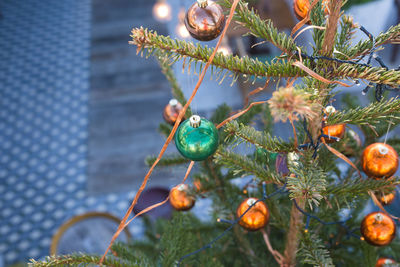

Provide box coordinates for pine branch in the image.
[157,55,192,117]
[29,254,140,267]
[348,23,400,58]
[224,121,295,152]
[214,148,283,184]
[334,64,400,87]
[210,103,232,124]
[310,1,326,52]
[326,97,400,126]
[325,176,400,197]
[299,232,334,267]
[131,27,304,79]
[131,28,400,86]
[221,0,298,54]
[288,159,326,209]
[335,15,357,56]
[112,242,148,265]
[158,123,173,138]
[145,154,190,167]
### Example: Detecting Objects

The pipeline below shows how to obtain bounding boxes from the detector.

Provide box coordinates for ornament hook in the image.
[169,98,178,107]
[189,115,201,128]
[325,105,336,114]
[246,198,256,206]
[177,184,186,191]
[197,0,208,8]
[374,213,383,222]
[379,146,389,155]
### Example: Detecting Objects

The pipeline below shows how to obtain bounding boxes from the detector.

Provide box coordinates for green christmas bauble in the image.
[175,115,219,161]
[254,148,278,166]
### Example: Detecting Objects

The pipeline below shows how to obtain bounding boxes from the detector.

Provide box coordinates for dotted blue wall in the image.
[0,1,138,265]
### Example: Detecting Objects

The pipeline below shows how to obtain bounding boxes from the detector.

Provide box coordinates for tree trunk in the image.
[282,199,305,266]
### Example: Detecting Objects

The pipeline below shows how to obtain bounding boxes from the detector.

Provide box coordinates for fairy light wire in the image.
[293,199,360,239]
[292,25,400,101]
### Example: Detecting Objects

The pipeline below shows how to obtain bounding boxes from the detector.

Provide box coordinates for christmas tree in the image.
[31,0,400,266]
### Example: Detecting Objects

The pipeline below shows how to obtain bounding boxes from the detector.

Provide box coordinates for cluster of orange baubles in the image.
[169,105,398,248]
[320,104,399,248]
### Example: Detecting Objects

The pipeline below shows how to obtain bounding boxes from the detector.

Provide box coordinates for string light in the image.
[176,7,190,39]
[295,25,400,102]
[152,0,172,22]
[176,23,190,38]
[293,199,360,239]
[217,38,232,55]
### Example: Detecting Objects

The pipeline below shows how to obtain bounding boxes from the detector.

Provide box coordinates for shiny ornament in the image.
[169,184,195,211]
[175,115,219,161]
[236,198,269,231]
[293,0,328,22]
[361,143,399,179]
[254,148,277,165]
[360,212,396,246]
[133,187,172,219]
[184,0,225,41]
[275,153,290,176]
[163,99,184,125]
[376,190,396,206]
[376,258,397,267]
[322,124,346,143]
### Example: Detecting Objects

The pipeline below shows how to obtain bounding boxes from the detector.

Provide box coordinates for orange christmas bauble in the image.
[236,198,269,231]
[293,0,328,22]
[360,212,396,246]
[322,124,346,143]
[376,190,396,206]
[163,99,184,125]
[361,143,399,179]
[169,184,195,211]
[376,258,396,267]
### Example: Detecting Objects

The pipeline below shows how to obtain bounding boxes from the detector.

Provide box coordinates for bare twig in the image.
[260,229,284,265]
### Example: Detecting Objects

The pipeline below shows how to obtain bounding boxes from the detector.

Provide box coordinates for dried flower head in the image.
[268,86,318,122]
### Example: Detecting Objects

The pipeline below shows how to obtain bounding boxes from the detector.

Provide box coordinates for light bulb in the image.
[176,23,190,38]
[153,1,172,22]
[218,45,231,55]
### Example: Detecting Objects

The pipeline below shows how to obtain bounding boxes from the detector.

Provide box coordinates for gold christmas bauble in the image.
[376,190,396,206]
[184,0,225,41]
[293,0,328,22]
[376,258,396,267]
[322,124,346,143]
[360,212,396,246]
[361,143,399,179]
[163,99,184,125]
[169,184,195,211]
[236,198,269,231]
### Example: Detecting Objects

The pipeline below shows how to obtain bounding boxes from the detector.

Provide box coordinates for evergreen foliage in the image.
[32,0,400,266]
